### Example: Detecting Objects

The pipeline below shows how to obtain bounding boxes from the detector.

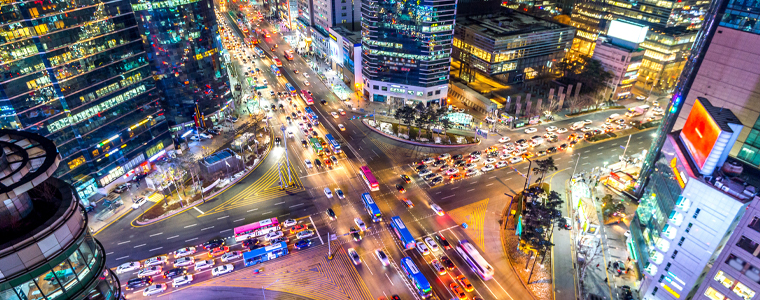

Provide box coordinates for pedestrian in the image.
[604,278,608,283]
[596,263,600,268]
[608,262,611,269]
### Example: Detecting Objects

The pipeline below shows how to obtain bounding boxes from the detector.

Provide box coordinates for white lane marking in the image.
[290,203,304,208]
[217,216,230,220]
[184,224,198,228]
[201,226,214,231]
[584,150,590,153]
[185,237,199,242]
[149,247,163,252]
[275,201,285,205]
[467,189,475,192]
[106,252,114,255]
[385,273,394,285]
[486,183,494,186]
[234,218,245,222]
[263,211,273,215]
[193,207,204,215]
[220,229,232,233]
[117,241,131,245]
[134,244,146,248]
[167,235,179,240]
[309,215,324,245]
[582,162,590,165]
[441,195,455,200]
[149,232,163,237]
[247,208,259,212]
[489,176,497,179]
[597,153,603,156]
[451,187,459,190]
[115,256,129,261]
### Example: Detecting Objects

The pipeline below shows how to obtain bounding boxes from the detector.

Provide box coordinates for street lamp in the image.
[262,279,280,300]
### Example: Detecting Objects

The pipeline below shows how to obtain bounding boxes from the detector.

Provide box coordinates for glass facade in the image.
[721,0,760,34]
[737,117,760,166]
[361,0,454,87]
[0,0,171,194]
[131,0,230,127]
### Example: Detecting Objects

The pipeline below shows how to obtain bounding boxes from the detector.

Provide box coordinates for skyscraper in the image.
[361,0,455,106]
[130,0,231,128]
[0,0,172,200]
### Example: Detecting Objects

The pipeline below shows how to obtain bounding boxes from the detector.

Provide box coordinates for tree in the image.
[577,237,604,300]
[601,194,626,221]
[532,157,558,184]
[394,106,416,129]
[556,56,614,111]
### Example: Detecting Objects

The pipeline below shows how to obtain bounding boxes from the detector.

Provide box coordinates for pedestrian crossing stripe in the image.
[446,198,489,250]
[146,192,164,203]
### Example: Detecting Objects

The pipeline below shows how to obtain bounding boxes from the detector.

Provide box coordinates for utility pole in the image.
[572,153,581,178]
[621,134,632,168]
[262,279,280,300]
[327,231,332,260]
[523,158,533,191]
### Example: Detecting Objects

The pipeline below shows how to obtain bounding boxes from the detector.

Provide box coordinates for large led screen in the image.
[680,100,722,170]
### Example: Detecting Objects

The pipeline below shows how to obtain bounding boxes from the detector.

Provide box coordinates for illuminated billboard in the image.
[607,20,649,43]
[680,99,722,170]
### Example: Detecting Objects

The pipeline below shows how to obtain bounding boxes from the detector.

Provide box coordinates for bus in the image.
[310,137,324,155]
[261,29,271,38]
[253,46,264,57]
[243,242,288,266]
[273,58,283,67]
[233,218,280,242]
[305,107,315,117]
[300,90,314,105]
[400,257,432,298]
[325,134,341,153]
[284,50,294,60]
[359,166,380,191]
[457,240,495,280]
[285,83,296,96]
[270,65,281,76]
[390,216,416,249]
[361,193,382,222]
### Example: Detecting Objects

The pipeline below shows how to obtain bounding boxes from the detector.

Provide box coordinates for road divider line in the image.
[185,237,198,242]
[233,218,245,222]
[467,189,475,192]
[217,216,230,220]
[220,229,232,233]
[117,241,131,245]
[441,195,455,200]
[149,232,163,237]
[274,201,285,205]
[201,226,214,231]
[167,235,179,240]
[115,256,129,261]
[486,183,494,186]
[289,203,304,208]
[184,224,197,228]
[149,247,163,252]
[133,244,146,248]
[263,211,273,215]
[309,215,324,245]
[247,208,259,212]
[193,207,204,215]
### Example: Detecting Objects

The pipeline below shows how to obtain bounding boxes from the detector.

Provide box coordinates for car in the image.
[350,226,362,241]
[348,248,362,265]
[336,188,345,199]
[402,198,414,208]
[430,176,444,185]
[305,159,313,168]
[485,158,497,165]
[498,136,511,143]
[441,256,456,270]
[438,153,451,160]
[416,241,430,255]
[613,260,628,274]
[509,156,523,164]
[330,156,338,165]
[338,124,345,131]
[375,249,390,266]
[395,184,406,193]
[453,159,467,167]
[144,255,167,267]
[274,137,281,145]
[331,112,339,118]
[163,267,187,279]
[295,239,313,249]
[450,282,467,299]
[582,119,593,125]
[434,234,452,250]
[417,169,432,177]
[432,259,447,275]
[142,284,167,297]
[131,196,147,209]
[464,163,477,170]
[431,204,445,216]
[354,218,367,231]
[221,251,242,262]
[297,230,314,240]
[209,246,229,257]
[465,169,479,177]
[570,140,579,147]
[114,183,130,193]
[324,187,333,198]
[320,99,328,105]
[326,208,336,220]
[194,259,214,271]
[304,73,309,78]
[422,157,435,164]
[453,154,464,160]
[399,174,411,183]
[469,155,481,162]
[312,131,319,137]
[424,237,440,252]
[546,126,558,132]
[636,95,646,101]
[211,264,234,276]
[481,164,495,172]
[126,277,153,290]
[338,108,346,115]
[524,127,537,134]
[264,231,284,241]
[438,164,451,172]
[445,168,459,176]
[450,173,465,181]
[537,150,547,157]
[283,219,298,228]
[500,153,512,160]
[314,159,323,169]
[172,275,193,288]
[138,266,162,277]
[173,256,195,268]
[287,131,294,139]
[457,275,474,292]
[117,261,141,274]
[557,127,568,133]
[422,173,437,181]
[304,80,310,86]
[270,237,289,244]
[653,100,660,106]
[495,161,508,169]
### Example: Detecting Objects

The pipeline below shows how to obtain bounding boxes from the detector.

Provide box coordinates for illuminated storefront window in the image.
[705,287,727,300]
[734,282,756,300]
[715,271,736,289]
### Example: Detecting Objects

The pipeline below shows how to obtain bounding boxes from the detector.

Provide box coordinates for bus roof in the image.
[243,241,286,258]
[234,218,278,235]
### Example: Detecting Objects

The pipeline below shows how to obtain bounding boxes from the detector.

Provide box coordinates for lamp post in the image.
[262,279,280,300]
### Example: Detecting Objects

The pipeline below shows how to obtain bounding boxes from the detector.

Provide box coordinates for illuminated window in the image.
[705,287,727,300]
[715,271,736,289]
[734,282,756,300]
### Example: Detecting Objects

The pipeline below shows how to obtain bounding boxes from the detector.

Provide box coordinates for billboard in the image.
[679,99,722,170]
[607,20,649,43]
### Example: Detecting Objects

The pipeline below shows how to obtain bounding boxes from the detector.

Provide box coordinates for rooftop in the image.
[456,8,570,38]
[695,96,741,132]
[332,25,362,44]
[202,149,235,165]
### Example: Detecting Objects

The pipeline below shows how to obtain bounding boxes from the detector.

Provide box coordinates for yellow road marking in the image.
[447,198,489,249]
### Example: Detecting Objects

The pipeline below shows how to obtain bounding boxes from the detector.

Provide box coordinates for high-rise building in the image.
[0,0,172,200]
[591,20,647,100]
[361,0,455,106]
[130,0,231,129]
[301,0,361,60]
[0,130,123,300]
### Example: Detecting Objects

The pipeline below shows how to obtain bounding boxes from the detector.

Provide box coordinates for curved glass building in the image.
[0,130,122,300]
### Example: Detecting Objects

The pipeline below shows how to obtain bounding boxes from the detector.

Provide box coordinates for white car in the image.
[194,259,215,271]
[496,161,508,169]
[287,131,294,139]
[375,249,390,266]
[424,237,440,252]
[583,119,593,124]
[498,136,511,143]
[338,124,345,131]
[445,168,459,176]
[262,79,268,85]
[438,153,451,160]
[431,204,445,216]
[354,218,367,231]
[469,155,481,162]
[580,127,593,132]
[546,126,558,132]
[144,255,167,267]
[338,108,345,115]
[416,241,430,255]
[465,163,476,170]
[422,157,435,164]
[172,275,193,288]
[199,133,213,140]
[304,80,310,86]
[324,187,333,198]
[304,73,310,78]
[305,159,313,168]
[331,112,339,118]
[131,197,147,209]
[137,266,162,277]
[174,247,196,258]
[283,219,298,228]
[143,284,167,297]
[173,256,195,268]
[524,127,537,134]
[500,153,511,160]
[481,164,495,172]
[221,251,242,262]
[465,169,479,177]
[509,156,524,164]
[211,264,234,276]
[116,261,141,274]
[557,128,568,133]
[484,158,497,165]
[265,231,284,241]
[418,169,432,176]
[296,230,315,239]
[348,248,362,265]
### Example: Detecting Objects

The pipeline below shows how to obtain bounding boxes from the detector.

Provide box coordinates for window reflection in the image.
[69,249,91,281]
[34,267,63,299]
[14,279,42,300]
[53,259,78,291]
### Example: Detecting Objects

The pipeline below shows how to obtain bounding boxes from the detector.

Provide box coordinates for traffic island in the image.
[362,119,480,147]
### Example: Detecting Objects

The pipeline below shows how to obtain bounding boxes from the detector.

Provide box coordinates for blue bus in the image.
[270,65,281,76]
[390,216,415,249]
[243,242,288,266]
[285,83,296,96]
[304,107,315,117]
[400,257,432,298]
[325,134,341,153]
[361,193,381,222]
[253,46,264,57]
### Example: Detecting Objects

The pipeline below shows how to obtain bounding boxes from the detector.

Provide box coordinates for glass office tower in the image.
[361,0,455,106]
[0,0,172,200]
[130,0,231,128]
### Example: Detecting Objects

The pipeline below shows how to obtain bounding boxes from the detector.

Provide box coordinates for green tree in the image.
[394,106,416,128]
[532,157,559,184]
[601,194,626,220]
[557,56,614,110]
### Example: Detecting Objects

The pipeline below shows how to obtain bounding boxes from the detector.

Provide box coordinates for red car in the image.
[208,246,229,257]
[289,224,308,234]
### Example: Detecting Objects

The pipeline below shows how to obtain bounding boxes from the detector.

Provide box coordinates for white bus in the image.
[456,240,494,280]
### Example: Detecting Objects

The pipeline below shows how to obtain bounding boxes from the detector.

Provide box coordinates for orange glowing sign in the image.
[680,99,722,169]
[670,157,686,188]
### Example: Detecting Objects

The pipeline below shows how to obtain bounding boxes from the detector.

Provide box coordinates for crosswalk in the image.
[447,198,490,249]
